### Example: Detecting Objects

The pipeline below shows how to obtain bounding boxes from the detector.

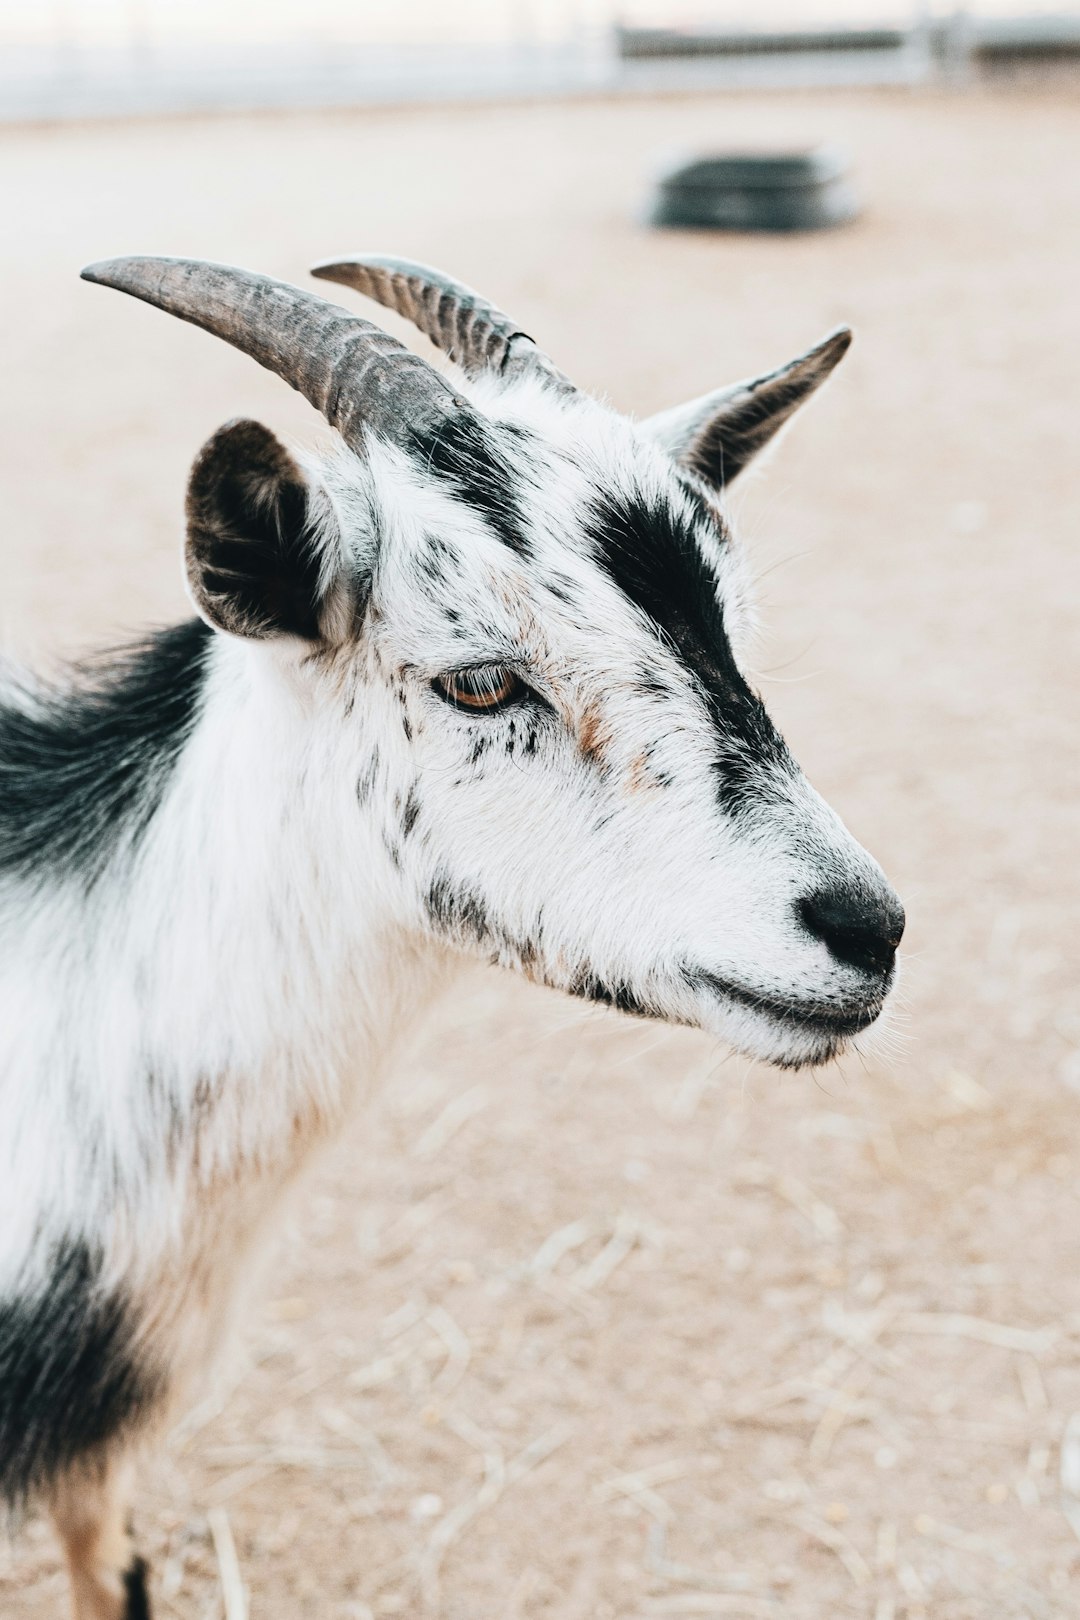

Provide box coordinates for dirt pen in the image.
[1,81,1079,1620]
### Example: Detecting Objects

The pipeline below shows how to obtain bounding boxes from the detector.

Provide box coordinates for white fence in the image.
[1,2,1077,121]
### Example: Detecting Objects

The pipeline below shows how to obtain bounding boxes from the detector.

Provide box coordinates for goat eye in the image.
[433,665,523,712]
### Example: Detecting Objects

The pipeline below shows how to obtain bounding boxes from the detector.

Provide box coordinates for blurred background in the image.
[1,2,1079,1617]
[3,0,1080,116]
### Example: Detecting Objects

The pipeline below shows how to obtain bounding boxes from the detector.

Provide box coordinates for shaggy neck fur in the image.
[0,629,440,1307]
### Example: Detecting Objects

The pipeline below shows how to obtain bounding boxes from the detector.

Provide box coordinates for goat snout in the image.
[797,882,905,979]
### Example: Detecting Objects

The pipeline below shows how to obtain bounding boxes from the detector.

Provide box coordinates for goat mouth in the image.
[689,970,885,1042]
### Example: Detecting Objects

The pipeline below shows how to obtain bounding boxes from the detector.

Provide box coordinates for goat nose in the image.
[797,883,905,978]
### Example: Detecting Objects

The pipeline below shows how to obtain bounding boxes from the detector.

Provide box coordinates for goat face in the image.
[89,255,904,1071]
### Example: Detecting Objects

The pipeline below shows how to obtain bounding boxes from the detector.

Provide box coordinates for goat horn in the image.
[80,255,474,453]
[310,255,575,394]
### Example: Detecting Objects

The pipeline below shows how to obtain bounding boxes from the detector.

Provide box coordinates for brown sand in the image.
[1,83,1079,1620]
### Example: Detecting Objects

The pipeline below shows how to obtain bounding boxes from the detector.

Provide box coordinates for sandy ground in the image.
[1,82,1079,1620]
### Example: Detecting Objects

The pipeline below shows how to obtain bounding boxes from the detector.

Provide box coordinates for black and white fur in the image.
[0,266,902,1618]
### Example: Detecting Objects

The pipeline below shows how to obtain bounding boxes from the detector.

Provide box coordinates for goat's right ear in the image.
[185,418,344,642]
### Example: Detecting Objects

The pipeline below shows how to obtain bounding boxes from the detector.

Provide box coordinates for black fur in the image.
[0,1240,162,1509]
[424,872,541,971]
[0,620,212,887]
[407,414,531,556]
[123,1555,152,1620]
[567,971,657,1019]
[426,871,490,947]
[355,746,381,808]
[186,419,328,641]
[401,784,421,838]
[585,489,791,813]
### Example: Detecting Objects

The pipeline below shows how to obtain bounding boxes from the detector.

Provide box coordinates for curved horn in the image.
[310,255,575,394]
[80,255,474,453]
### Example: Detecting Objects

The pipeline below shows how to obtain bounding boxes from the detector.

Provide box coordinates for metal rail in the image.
[2,5,1077,124]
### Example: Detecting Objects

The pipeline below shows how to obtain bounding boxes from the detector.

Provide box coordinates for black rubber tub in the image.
[647,146,859,233]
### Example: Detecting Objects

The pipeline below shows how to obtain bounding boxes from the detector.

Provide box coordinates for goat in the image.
[0,254,904,1618]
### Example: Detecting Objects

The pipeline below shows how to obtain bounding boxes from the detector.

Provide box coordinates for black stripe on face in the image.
[406,413,530,556]
[0,1240,162,1509]
[585,488,791,814]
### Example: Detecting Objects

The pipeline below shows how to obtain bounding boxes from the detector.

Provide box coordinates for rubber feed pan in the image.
[647,146,859,233]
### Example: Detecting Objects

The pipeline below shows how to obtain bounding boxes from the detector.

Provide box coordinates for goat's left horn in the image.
[310,255,576,395]
[80,255,476,455]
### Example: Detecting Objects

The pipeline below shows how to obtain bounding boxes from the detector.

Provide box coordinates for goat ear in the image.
[185,418,342,642]
[641,327,852,490]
